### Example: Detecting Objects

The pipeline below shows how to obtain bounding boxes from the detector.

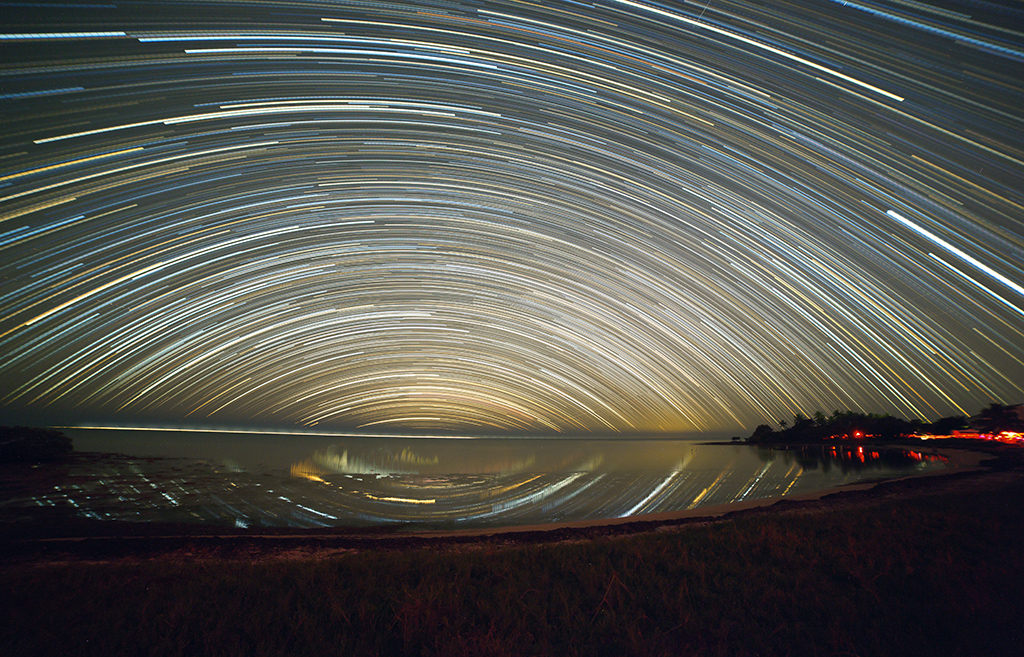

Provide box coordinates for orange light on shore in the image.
[920,430,1024,444]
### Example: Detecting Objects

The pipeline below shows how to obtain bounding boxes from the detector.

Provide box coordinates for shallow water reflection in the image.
[6,430,949,529]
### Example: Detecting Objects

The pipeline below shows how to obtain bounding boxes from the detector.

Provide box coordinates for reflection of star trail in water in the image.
[1,433,948,528]
[1,1,1022,434]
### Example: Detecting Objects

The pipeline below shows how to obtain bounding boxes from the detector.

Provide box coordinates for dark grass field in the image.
[3,458,1024,656]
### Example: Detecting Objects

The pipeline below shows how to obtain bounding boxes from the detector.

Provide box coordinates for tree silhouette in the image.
[977,403,1022,432]
[748,405,1020,444]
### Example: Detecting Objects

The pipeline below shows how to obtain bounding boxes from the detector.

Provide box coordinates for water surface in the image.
[5,429,948,529]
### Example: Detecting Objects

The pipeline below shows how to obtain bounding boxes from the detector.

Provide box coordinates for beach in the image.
[4,441,1022,657]
[1,443,1002,563]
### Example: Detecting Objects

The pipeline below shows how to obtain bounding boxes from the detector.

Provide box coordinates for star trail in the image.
[1,0,1022,434]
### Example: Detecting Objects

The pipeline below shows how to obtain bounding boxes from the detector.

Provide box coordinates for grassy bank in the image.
[4,471,1023,657]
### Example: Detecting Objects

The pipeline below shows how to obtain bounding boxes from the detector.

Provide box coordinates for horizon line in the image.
[55,424,724,440]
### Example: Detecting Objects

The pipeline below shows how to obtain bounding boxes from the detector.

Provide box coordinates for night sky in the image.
[1,0,1022,435]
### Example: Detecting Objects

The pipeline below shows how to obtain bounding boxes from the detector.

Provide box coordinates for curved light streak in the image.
[1,0,1021,433]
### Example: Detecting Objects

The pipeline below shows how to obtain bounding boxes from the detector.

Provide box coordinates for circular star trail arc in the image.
[1,0,1022,434]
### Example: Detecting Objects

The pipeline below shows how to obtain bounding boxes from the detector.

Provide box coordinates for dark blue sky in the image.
[2,0,1022,434]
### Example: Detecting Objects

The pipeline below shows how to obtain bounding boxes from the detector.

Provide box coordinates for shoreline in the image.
[1,444,1008,564]
[7,446,1021,657]
[402,445,987,539]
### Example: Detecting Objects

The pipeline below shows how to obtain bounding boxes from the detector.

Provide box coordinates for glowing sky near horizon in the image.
[1,0,1022,434]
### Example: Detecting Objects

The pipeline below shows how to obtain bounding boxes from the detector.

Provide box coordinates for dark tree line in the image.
[974,403,1024,433]
[743,402,1023,445]
[743,409,970,444]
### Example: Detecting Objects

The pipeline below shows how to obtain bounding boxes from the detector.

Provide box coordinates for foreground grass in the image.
[4,475,1023,657]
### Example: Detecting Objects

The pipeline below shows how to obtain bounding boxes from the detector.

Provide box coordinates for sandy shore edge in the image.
[4,445,1012,565]
[403,446,989,538]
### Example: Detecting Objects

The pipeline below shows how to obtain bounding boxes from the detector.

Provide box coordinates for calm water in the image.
[7,429,949,529]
